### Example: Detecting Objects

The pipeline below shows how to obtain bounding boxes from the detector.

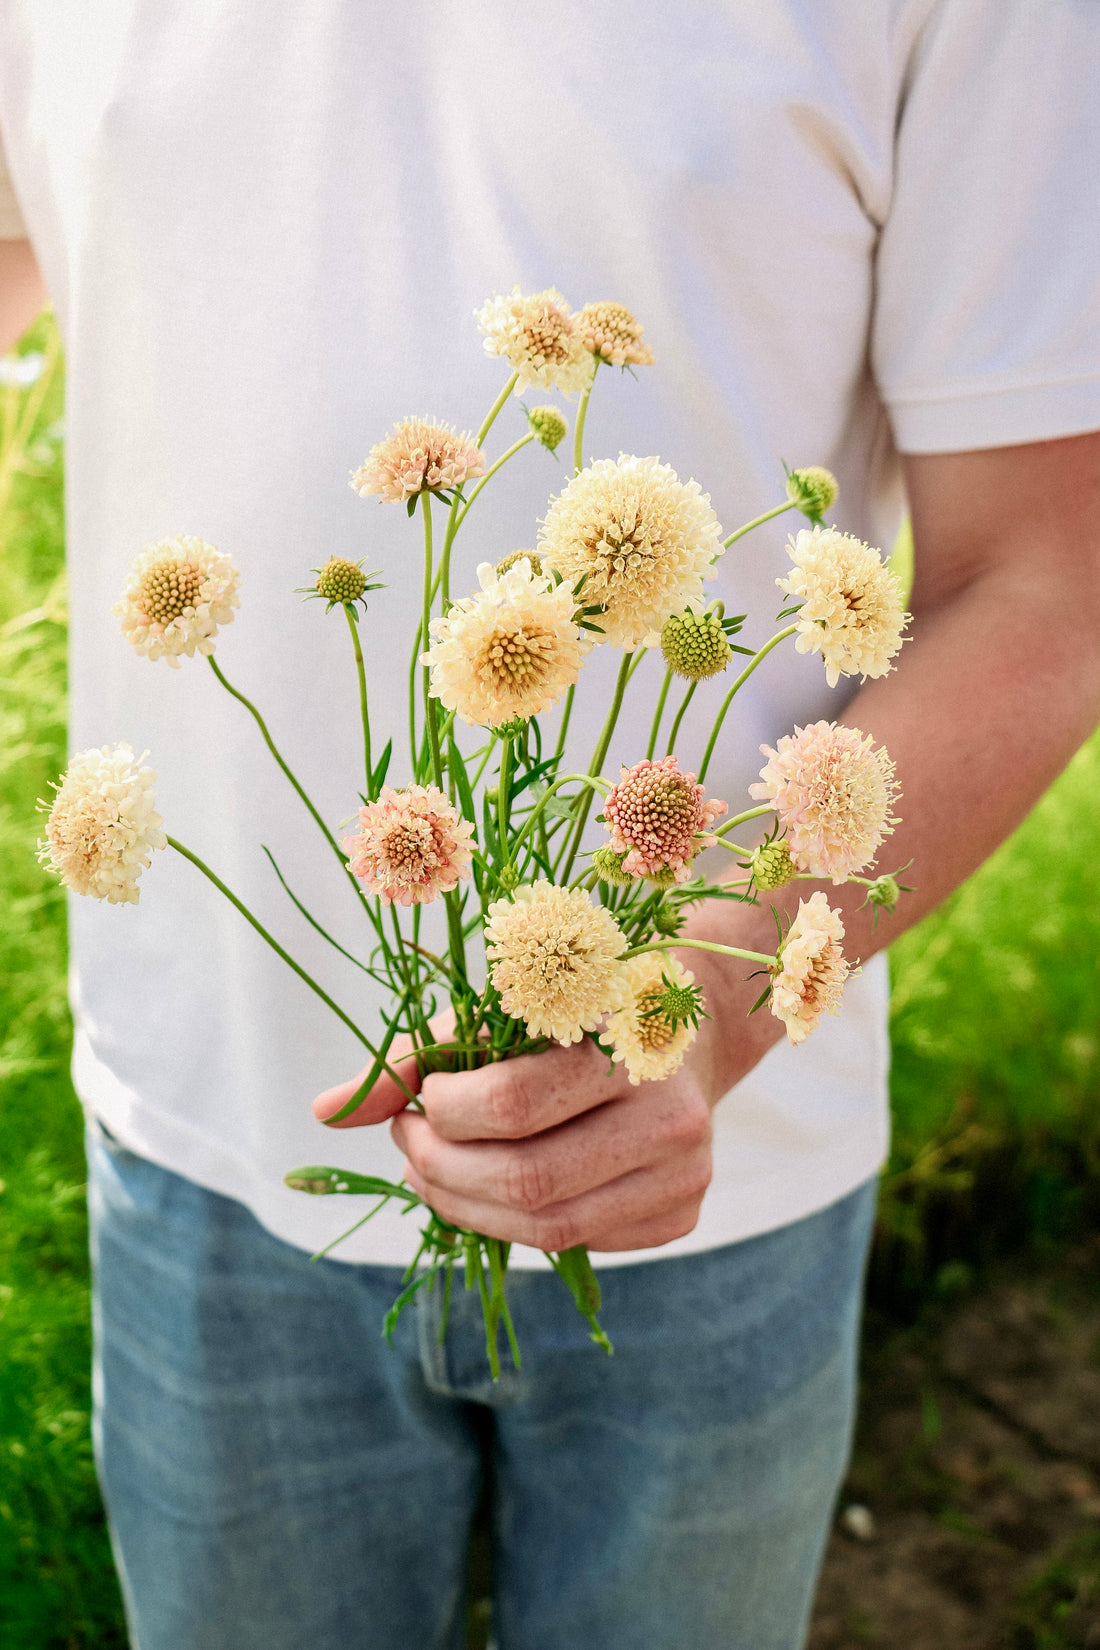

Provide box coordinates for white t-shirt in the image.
[1,0,1097,1266]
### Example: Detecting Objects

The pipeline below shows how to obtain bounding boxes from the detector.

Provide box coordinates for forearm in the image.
[0,239,46,353]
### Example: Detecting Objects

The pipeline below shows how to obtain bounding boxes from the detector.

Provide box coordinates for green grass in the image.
[0,314,1098,1642]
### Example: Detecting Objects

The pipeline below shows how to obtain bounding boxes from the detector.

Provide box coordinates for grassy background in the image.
[1,316,1097,1645]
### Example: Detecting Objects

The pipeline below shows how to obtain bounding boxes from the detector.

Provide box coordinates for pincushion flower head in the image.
[779,526,908,687]
[39,743,166,905]
[574,302,655,369]
[538,454,724,652]
[750,721,899,884]
[114,535,240,666]
[484,882,628,1046]
[769,891,851,1045]
[350,418,486,505]
[603,755,727,884]
[343,785,474,907]
[423,558,591,728]
[475,287,594,397]
[600,954,703,1084]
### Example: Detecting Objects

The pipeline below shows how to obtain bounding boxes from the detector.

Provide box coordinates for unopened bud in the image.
[865,873,900,913]
[786,466,838,519]
[315,557,368,604]
[527,405,568,452]
[660,609,733,680]
[751,840,796,891]
[496,550,543,578]
[652,898,684,936]
[498,863,521,892]
[592,846,633,886]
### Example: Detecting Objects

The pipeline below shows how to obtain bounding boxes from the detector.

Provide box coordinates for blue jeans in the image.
[87,1123,875,1650]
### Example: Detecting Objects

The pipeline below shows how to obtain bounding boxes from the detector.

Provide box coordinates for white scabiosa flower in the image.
[769,891,852,1045]
[38,744,166,904]
[484,882,628,1046]
[423,558,591,728]
[779,526,908,687]
[475,287,594,397]
[599,953,701,1084]
[114,535,240,666]
[538,454,723,652]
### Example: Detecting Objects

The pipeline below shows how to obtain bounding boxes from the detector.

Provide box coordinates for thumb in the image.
[312,1032,423,1129]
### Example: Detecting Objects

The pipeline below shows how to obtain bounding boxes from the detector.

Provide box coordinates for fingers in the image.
[312,1036,423,1127]
[419,1036,624,1142]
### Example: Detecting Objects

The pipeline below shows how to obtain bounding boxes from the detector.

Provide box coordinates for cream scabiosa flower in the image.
[39,743,166,904]
[779,526,908,687]
[574,302,655,368]
[603,755,727,885]
[475,287,594,397]
[423,558,591,728]
[769,891,851,1045]
[114,536,240,666]
[750,721,899,884]
[600,953,700,1085]
[538,454,723,651]
[484,882,628,1046]
[343,785,474,907]
[350,417,485,504]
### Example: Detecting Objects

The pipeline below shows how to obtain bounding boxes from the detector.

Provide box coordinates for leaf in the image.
[284,1167,420,1201]
[371,737,393,794]
[448,734,477,826]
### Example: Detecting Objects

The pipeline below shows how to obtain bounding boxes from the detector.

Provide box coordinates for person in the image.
[1,4,1098,1646]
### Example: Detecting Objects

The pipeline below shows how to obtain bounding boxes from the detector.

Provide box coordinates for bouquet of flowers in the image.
[40,289,909,1376]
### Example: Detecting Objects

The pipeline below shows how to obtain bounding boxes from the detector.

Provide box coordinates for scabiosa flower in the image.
[475,287,594,397]
[526,406,568,452]
[785,466,838,518]
[484,882,628,1046]
[779,526,908,687]
[603,755,727,885]
[114,536,240,666]
[343,785,474,907]
[750,721,899,884]
[350,417,486,505]
[660,607,732,680]
[38,743,166,905]
[574,302,655,368]
[538,454,724,651]
[423,559,591,728]
[599,954,702,1084]
[495,550,543,578]
[769,891,852,1045]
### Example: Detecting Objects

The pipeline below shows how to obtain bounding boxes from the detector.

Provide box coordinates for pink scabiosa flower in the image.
[114,535,240,666]
[574,302,655,368]
[38,743,166,904]
[343,785,474,907]
[538,454,723,651]
[350,417,486,505]
[769,891,852,1045]
[750,721,899,884]
[779,526,908,687]
[599,953,702,1085]
[603,755,727,885]
[484,882,628,1046]
[475,287,594,397]
[423,558,591,728]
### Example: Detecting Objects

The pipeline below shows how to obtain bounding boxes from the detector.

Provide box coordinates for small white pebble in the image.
[840,1503,877,1542]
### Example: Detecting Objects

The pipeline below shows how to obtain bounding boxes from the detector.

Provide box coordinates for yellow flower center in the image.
[481,624,555,692]
[138,560,204,626]
[637,993,676,1051]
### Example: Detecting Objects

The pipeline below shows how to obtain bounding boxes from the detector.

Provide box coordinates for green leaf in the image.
[284,1167,420,1201]
[371,737,393,794]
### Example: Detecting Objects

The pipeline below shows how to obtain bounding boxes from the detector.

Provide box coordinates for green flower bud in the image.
[496,550,544,578]
[865,873,900,913]
[592,846,633,886]
[751,840,797,891]
[660,608,733,680]
[651,898,684,936]
[498,863,521,892]
[641,975,706,1033]
[785,466,838,519]
[492,717,529,741]
[527,405,568,452]
[314,556,368,604]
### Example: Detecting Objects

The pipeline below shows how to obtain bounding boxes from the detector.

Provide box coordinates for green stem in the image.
[421,493,445,792]
[452,433,534,535]
[509,773,608,859]
[167,837,415,1099]
[476,372,519,448]
[343,603,373,798]
[697,626,798,782]
[665,680,698,757]
[552,683,576,763]
[498,736,513,867]
[713,804,776,835]
[573,362,599,475]
[555,652,632,885]
[646,671,673,761]
[619,937,774,965]
[723,498,797,549]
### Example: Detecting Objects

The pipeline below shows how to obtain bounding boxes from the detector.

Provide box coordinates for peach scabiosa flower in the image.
[475,287,594,397]
[350,417,486,505]
[423,558,591,728]
[343,785,474,907]
[769,891,852,1045]
[750,721,899,885]
[538,454,724,652]
[779,526,908,687]
[599,953,702,1085]
[574,302,655,368]
[603,755,727,885]
[113,535,240,666]
[38,743,166,905]
[484,882,628,1046]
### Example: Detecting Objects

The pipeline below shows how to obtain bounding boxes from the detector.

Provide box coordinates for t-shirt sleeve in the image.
[0,132,28,239]
[873,0,1100,454]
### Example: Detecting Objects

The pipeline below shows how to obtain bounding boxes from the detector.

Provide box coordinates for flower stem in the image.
[619,936,774,965]
[476,372,520,448]
[421,493,445,792]
[722,498,797,549]
[697,626,798,783]
[665,680,697,757]
[646,670,673,761]
[713,804,775,835]
[552,683,576,763]
[452,433,534,535]
[573,362,599,475]
[555,651,632,884]
[343,603,373,798]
